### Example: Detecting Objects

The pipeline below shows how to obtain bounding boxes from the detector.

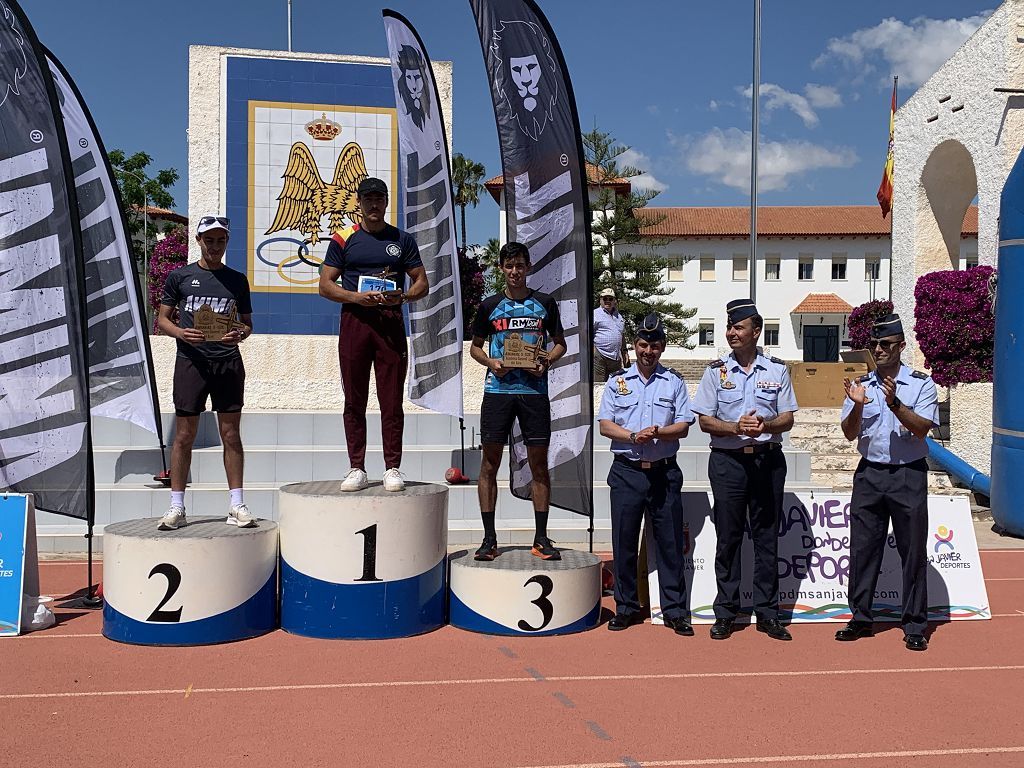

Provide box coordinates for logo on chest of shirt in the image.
[386,243,401,258]
[615,377,631,395]
[719,367,735,390]
[191,278,200,286]
[492,316,544,332]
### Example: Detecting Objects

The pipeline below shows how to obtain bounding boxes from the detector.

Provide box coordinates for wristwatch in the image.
[629,432,637,444]
[888,396,901,411]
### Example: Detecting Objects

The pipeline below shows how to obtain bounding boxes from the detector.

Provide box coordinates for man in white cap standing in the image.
[156,215,255,530]
[593,287,628,383]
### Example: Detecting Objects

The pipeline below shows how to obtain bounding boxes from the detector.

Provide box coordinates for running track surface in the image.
[4,552,1023,768]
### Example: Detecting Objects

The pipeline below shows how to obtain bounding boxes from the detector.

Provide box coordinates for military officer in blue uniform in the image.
[598,313,696,635]
[692,299,798,641]
[836,313,939,651]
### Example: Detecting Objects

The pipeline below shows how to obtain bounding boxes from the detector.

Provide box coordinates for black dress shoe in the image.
[904,633,928,651]
[756,618,792,641]
[835,622,873,641]
[607,612,643,631]
[663,617,694,636]
[710,618,733,640]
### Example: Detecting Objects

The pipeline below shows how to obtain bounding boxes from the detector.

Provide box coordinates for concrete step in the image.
[789,437,858,454]
[90,444,815,486]
[36,478,835,553]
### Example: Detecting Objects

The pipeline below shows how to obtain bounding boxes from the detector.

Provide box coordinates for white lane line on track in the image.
[4,665,1024,700]
[985,577,1024,581]
[510,745,1024,767]
[10,633,104,639]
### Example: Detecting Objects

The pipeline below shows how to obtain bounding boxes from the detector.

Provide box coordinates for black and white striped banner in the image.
[383,9,464,419]
[0,0,93,520]
[469,0,594,518]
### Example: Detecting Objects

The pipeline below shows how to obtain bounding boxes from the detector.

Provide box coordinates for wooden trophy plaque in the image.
[193,304,247,342]
[502,333,545,369]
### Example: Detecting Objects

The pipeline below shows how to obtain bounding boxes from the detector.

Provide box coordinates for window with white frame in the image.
[865,254,881,281]
[700,256,715,281]
[764,255,781,281]
[965,252,979,269]
[764,322,780,347]
[831,254,847,281]
[798,256,814,281]
[667,255,685,281]
[698,321,715,346]
[732,254,748,281]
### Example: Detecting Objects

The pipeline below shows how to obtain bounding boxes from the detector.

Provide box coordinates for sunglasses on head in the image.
[199,216,230,227]
[869,339,899,350]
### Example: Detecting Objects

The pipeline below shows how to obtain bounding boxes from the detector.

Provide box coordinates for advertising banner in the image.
[647,493,989,623]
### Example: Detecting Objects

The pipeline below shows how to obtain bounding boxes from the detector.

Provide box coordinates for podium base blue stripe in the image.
[280,557,446,639]
[449,591,600,636]
[102,569,278,646]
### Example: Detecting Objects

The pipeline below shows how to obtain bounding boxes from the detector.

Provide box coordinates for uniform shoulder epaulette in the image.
[770,356,786,365]
[707,359,725,368]
[911,369,929,379]
[665,367,684,380]
[609,368,626,378]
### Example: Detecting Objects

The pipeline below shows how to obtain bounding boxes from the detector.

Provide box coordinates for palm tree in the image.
[451,153,486,254]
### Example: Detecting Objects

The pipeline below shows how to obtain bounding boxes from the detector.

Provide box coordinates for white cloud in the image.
[618,147,668,194]
[673,127,858,193]
[814,12,992,87]
[740,83,820,128]
[804,83,841,108]
[708,99,720,112]
[646,104,661,116]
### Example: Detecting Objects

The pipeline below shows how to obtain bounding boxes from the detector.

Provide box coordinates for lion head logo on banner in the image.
[265,140,368,245]
[0,2,28,109]
[490,19,559,142]
[396,44,431,131]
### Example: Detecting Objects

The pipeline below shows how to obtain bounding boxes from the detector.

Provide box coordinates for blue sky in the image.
[23,1,993,247]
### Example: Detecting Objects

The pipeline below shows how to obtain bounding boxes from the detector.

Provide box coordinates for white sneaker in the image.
[382,468,406,492]
[158,505,187,530]
[227,503,257,528]
[340,468,369,492]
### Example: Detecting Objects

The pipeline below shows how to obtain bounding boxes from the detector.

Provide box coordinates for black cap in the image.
[357,177,388,197]
[635,312,666,343]
[872,313,904,337]
[726,298,758,324]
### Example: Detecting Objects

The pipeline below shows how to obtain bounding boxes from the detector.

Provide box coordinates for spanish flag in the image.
[877,78,896,217]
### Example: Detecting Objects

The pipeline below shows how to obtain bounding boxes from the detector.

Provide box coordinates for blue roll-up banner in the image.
[0,495,30,637]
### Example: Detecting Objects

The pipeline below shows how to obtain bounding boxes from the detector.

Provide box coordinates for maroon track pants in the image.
[338,308,408,470]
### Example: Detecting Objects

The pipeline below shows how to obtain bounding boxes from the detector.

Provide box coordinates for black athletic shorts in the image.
[172,355,245,416]
[480,392,551,447]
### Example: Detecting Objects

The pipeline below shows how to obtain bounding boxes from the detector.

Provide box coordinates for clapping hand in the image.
[737,409,766,437]
[880,376,897,406]
[843,377,869,405]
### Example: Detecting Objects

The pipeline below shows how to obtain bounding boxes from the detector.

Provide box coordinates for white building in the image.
[629,205,978,361]
[484,174,978,361]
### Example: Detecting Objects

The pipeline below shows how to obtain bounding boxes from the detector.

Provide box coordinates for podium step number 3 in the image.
[449,549,602,636]
[102,518,279,645]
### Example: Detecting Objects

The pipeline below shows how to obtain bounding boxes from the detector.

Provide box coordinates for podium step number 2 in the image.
[102,518,279,646]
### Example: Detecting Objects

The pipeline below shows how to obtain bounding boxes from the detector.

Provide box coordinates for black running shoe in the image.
[474,536,499,561]
[531,536,561,561]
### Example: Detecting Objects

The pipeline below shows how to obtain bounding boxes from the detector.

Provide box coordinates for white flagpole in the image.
[750,0,761,303]
[287,0,293,51]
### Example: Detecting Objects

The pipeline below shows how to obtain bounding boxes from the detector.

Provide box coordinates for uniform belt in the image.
[859,457,928,471]
[712,442,781,456]
[614,455,674,470]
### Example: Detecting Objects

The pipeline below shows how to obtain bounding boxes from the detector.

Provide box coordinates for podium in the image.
[102,518,278,645]
[278,481,447,639]
[449,549,602,636]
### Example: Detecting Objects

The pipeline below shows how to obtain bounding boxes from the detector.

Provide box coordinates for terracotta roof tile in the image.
[637,205,978,238]
[791,293,855,314]
[484,163,630,203]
